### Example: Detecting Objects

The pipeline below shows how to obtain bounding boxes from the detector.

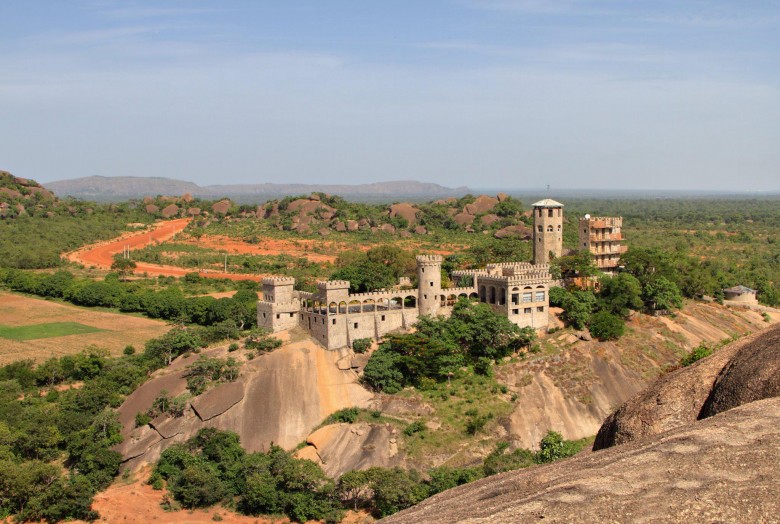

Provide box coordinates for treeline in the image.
[149,427,587,522]
[0,269,259,328]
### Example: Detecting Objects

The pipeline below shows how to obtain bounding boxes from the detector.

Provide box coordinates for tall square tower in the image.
[532,199,564,265]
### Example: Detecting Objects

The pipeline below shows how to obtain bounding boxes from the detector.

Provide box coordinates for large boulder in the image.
[388,203,419,225]
[160,204,179,218]
[700,324,780,418]
[383,397,780,524]
[594,325,780,450]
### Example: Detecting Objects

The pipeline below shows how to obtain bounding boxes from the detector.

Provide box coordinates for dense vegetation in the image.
[362,299,536,393]
[148,427,588,522]
[0,269,259,329]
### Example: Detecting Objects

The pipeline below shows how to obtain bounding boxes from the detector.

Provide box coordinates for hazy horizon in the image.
[1,1,778,192]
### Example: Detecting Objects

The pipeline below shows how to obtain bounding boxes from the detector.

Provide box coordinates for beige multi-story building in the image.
[578,215,627,272]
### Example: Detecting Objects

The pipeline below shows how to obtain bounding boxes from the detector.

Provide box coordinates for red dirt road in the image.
[65,219,264,282]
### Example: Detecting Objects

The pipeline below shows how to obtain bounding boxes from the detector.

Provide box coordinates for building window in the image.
[548,209,553,217]
[537,225,542,233]
[381,315,386,321]
[430,281,434,287]
[354,323,358,329]
[276,314,280,319]
[332,318,336,325]
[262,313,266,318]
[537,306,544,312]
[522,292,532,303]
[535,291,545,302]
[290,313,294,317]
[524,307,532,314]
[512,308,519,314]
[511,293,519,305]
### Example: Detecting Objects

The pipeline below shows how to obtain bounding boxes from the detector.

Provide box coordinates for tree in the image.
[588,311,625,341]
[598,273,643,317]
[362,348,404,393]
[110,257,137,281]
[643,276,683,311]
[558,290,597,329]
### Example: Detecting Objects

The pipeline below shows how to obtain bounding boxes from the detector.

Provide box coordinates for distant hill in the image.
[44,176,471,202]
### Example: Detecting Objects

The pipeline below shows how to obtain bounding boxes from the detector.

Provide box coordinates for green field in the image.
[0,322,104,341]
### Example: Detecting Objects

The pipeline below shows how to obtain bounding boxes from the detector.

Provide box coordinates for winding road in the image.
[65,218,264,281]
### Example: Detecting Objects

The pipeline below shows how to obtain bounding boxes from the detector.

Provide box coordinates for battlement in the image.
[485,261,548,270]
[262,276,295,285]
[316,280,351,291]
[416,254,443,264]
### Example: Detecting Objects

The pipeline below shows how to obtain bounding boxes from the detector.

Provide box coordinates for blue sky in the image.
[1,1,778,191]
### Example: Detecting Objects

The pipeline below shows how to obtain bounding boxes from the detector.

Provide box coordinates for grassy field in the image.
[0,321,103,341]
[0,291,170,364]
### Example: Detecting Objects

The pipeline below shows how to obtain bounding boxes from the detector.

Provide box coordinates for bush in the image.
[403,420,426,436]
[588,311,625,341]
[535,431,580,464]
[352,338,372,354]
[324,407,360,424]
[680,343,713,367]
[135,412,152,427]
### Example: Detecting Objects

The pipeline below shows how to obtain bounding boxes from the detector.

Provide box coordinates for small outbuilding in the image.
[723,285,758,305]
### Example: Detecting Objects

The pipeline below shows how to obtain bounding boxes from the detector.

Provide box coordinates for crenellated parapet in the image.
[262,276,296,285]
[316,280,351,291]
[416,254,443,265]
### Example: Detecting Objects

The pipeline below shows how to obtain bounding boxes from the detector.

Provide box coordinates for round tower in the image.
[416,255,442,316]
[532,199,564,265]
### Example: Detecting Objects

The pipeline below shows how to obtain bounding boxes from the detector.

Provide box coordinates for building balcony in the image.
[589,233,623,242]
[590,244,628,255]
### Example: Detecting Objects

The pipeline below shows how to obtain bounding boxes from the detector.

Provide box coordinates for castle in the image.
[258,199,567,350]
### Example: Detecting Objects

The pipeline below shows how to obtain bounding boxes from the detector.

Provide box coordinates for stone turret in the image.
[261,276,295,304]
[417,254,442,316]
[258,276,300,332]
[532,199,564,265]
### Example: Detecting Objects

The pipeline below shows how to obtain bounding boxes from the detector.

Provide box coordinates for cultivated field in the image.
[0,292,170,364]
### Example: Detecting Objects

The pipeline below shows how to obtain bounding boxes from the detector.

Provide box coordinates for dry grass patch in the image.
[0,292,169,364]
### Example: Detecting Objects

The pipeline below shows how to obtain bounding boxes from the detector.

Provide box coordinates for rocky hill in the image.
[383,323,780,523]
[115,301,776,478]
[44,175,470,201]
[0,170,56,218]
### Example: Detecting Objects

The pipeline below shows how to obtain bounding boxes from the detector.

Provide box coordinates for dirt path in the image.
[64,219,265,282]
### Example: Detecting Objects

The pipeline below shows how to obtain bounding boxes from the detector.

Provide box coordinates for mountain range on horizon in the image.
[43,175,472,202]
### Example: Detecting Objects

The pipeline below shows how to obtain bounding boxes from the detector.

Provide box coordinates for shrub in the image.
[403,420,426,436]
[588,311,625,341]
[535,431,580,464]
[352,338,372,354]
[135,412,152,427]
[680,343,713,367]
[324,407,360,424]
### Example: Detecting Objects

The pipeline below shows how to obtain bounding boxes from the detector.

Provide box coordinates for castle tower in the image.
[532,199,564,265]
[416,255,442,316]
[257,276,299,332]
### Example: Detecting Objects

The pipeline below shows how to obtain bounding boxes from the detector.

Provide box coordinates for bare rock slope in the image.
[501,302,774,449]
[383,396,780,524]
[594,323,780,450]
[117,339,372,470]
